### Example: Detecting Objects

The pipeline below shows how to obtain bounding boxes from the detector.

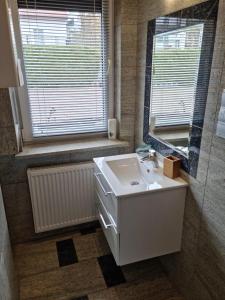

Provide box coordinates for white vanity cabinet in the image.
[94,154,187,266]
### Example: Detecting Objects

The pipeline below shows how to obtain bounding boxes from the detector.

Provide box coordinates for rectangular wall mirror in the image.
[143,0,218,176]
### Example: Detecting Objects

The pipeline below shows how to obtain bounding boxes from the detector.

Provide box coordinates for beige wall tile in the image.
[0,89,14,128]
[0,88,19,155]
[0,187,19,300]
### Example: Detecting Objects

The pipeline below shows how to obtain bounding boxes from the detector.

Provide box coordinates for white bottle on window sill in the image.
[108,118,117,140]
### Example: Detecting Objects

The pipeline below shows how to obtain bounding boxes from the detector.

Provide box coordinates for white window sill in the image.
[15,138,129,159]
[154,130,189,141]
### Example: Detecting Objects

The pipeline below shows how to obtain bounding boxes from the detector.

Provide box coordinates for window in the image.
[17,0,113,140]
[33,29,44,45]
[150,23,204,128]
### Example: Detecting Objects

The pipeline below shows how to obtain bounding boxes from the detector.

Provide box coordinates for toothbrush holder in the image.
[163,156,181,179]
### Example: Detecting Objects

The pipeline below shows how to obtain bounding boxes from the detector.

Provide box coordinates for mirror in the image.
[150,23,204,156]
[144,0,218,163]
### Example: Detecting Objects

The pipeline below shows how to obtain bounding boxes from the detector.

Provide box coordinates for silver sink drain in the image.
[130,180,140,186]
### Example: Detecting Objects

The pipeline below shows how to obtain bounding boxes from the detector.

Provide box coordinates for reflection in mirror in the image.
[150,23,204,156]
[145,0,218,163]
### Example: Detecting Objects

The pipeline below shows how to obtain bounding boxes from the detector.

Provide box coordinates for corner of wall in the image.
[0,88,20,155]
[114,0,138,150]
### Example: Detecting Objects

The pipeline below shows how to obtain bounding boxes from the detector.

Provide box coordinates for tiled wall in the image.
[0,89,18,155]
[114,0,138,148]
[134,0,225,299]
[0,186,18,299]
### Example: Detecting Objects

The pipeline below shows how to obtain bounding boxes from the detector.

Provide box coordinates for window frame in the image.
[15,0,114,143]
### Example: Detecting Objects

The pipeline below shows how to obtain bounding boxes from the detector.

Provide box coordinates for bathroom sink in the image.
[94,153,187,197]
[106,157,147,186]
[93,153,188,265]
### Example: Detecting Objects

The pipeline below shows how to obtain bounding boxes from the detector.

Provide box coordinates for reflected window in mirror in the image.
[151,23,204,154]
[144,0,218,176]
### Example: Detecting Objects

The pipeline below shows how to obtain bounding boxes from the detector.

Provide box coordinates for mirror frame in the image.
[143,0,218,177]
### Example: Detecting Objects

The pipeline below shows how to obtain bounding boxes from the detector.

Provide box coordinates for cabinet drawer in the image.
[94,170,117,224]
[97,194,119,264]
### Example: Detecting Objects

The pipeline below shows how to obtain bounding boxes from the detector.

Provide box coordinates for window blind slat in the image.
[18,0,110,137]
[18,0,102,12]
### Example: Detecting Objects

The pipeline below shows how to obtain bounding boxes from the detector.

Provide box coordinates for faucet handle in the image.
[149,149,156,157]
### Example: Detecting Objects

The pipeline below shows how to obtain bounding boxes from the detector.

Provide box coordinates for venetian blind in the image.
[150,18,205,127]
[18,0,111,137]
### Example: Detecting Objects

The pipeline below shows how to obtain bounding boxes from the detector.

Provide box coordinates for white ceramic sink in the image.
[106,157,147,185]
[94,153,187,197]
[94,153,188,265]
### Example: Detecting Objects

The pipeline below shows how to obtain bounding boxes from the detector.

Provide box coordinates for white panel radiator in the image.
[27,162,97,233]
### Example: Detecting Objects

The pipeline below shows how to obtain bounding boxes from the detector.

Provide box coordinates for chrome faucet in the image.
[140,149,159,168]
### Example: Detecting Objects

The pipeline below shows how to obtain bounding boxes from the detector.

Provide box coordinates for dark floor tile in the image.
[122,257,165,282]
[56,238,78,267]
[80,227,96,235]
[79,221,101,235]
[98,254,126,287]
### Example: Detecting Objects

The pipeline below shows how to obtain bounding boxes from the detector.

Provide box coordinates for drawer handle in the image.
[94,173,113,196]
[99,212,113,229]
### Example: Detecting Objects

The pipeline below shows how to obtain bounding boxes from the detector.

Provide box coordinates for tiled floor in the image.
[14,224,184,300]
